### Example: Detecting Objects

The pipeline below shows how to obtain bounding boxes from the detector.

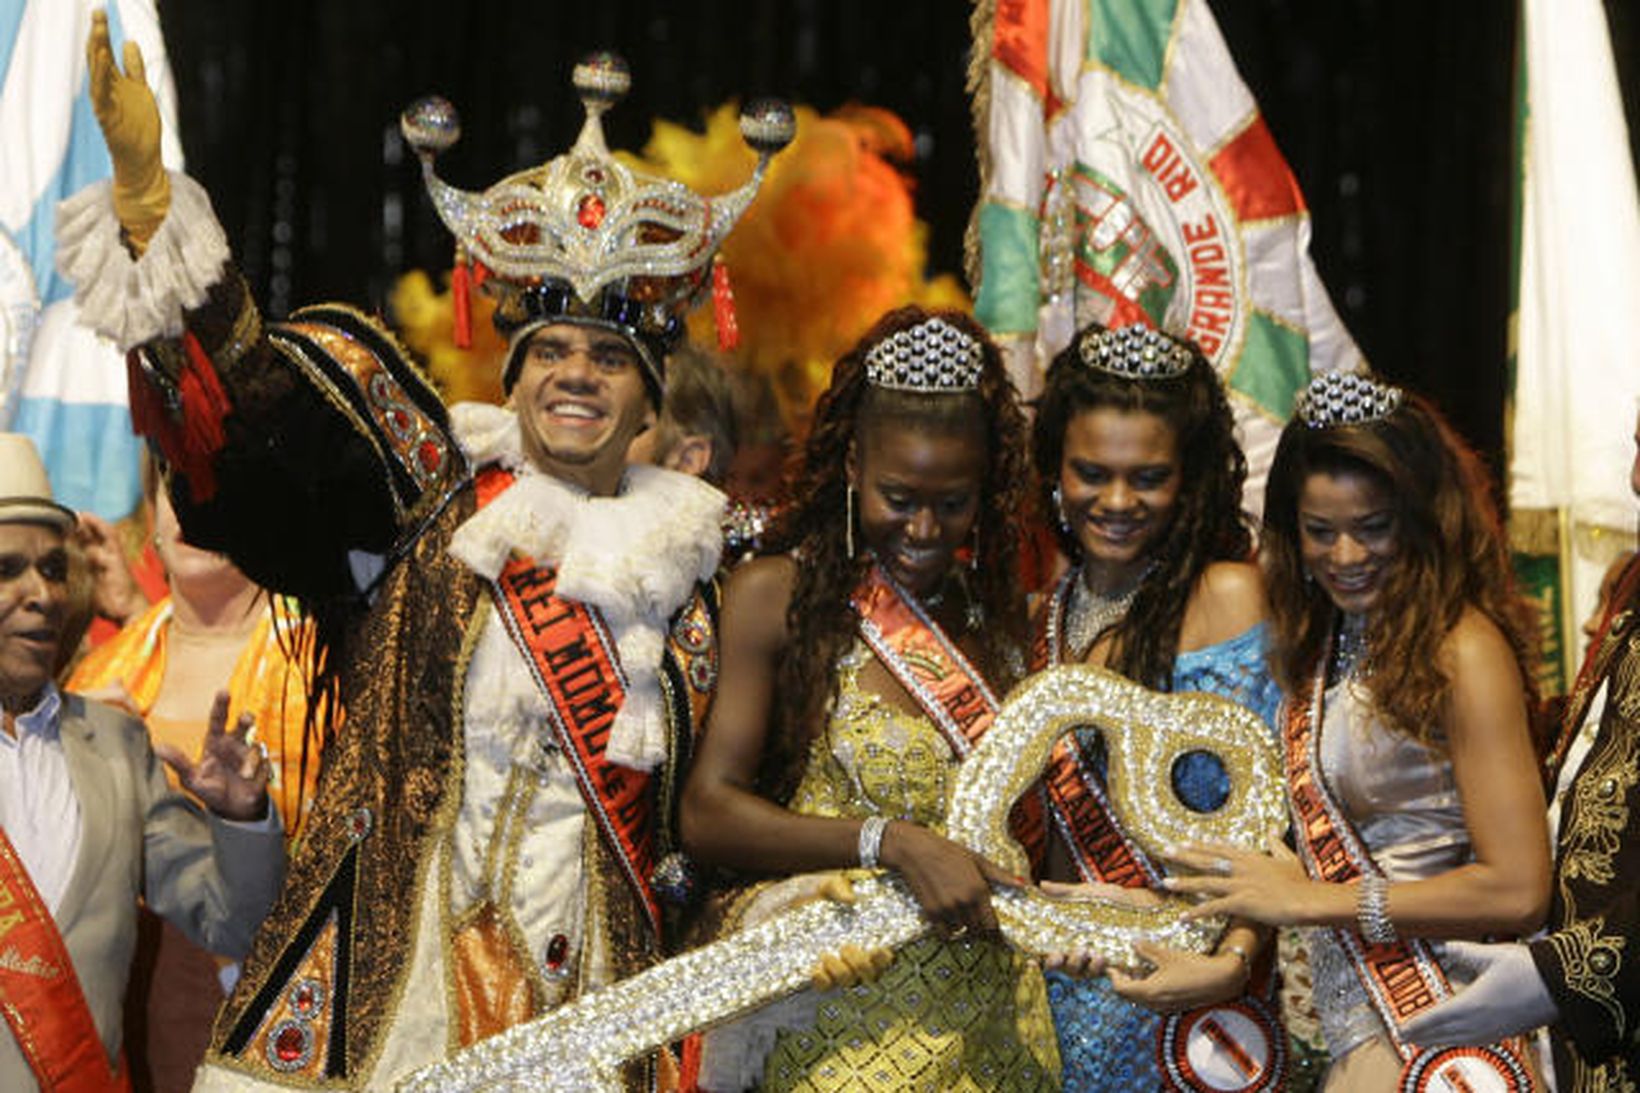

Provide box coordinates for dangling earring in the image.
[845,484,857,558]
[968,524,981,573]
[1052,484,1071,537]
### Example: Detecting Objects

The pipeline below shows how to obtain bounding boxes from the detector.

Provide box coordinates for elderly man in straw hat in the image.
[0,433,283,1093]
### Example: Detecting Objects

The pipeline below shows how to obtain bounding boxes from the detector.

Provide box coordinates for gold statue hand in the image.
[86,9,169,251]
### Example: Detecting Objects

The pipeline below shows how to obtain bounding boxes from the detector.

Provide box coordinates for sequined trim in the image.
[284,321,450,495]
[1555,631,1640,1031]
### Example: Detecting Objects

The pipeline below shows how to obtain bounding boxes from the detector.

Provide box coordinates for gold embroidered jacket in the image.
[125,269,720,1089]
[1534,555,1640,1091]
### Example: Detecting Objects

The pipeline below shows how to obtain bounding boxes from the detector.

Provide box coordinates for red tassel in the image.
[125,350,169,444]
[175,331,232,502]
[451,261,473,349]
[712,258,739,352]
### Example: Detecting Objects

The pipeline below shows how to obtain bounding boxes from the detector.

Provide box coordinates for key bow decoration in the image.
[400,665,1285,1092]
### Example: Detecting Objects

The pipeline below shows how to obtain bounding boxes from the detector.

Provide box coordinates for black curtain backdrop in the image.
[157,1,1638,481]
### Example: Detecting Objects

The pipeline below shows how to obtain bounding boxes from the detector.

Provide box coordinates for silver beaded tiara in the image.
[1077,325,1194,379]
[1293,370,1404,429]
[863,318,984,392]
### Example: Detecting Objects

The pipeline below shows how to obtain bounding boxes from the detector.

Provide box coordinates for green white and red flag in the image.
[968,0,1363,504]
[1507,0,1640,692]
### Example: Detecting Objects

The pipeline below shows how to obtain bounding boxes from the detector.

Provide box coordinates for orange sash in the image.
[0,827,130,1092]
[479,468,661,937]
[849,565,998,755]
[1285,640,1539,1091]
[852,565,1051,876]
[1033,571,1164,889]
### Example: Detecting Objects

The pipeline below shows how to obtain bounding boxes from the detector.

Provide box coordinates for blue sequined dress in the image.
[1044,623,1282,1092]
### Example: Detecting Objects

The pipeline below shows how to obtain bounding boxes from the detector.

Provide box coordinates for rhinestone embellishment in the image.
[289,978,326,1021]
[401,56,792,308]
[266,1018,315,1072]
[1076,325,1193,380]
[1293,370,1404,429]
[862,318,984,393]
[543,933,573,979]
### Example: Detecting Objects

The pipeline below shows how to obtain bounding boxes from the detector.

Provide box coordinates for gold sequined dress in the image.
[759,644,1060,1092]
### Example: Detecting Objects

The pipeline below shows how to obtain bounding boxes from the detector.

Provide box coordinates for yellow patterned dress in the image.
[760,644,1061,1092]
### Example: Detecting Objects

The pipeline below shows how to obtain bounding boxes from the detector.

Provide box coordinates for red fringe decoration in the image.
[174,331,232,502]
[451,261,474,349]
[711,258,739,352]
[125,350,171,447]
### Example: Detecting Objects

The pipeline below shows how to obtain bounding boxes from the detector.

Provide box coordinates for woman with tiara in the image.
[1029,323,1298,1091]
[680,306,1060,1090]
[1167,372,1551,1090]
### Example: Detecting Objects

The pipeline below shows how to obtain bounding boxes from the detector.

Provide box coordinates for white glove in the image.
[1400,941,1559,1047]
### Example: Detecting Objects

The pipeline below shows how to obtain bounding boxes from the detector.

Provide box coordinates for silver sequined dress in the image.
[1306,679,1471,1062]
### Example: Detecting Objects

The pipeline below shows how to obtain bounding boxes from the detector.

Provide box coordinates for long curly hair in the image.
[1031,326,1252,688]
[760,306,1030,800]
[1262,392,1537,745]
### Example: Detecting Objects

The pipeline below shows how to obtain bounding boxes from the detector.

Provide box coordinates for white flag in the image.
[1510,0,1640,665]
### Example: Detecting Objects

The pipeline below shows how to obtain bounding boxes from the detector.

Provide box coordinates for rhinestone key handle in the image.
[399,664,1285,1092]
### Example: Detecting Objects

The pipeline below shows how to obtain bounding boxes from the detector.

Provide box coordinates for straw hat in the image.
[0,434,76,530]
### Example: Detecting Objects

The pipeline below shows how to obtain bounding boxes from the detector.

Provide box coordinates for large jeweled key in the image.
[399,664,1285,1092]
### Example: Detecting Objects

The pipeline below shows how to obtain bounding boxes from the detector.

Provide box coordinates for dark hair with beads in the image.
[1031,324,1251,689]
[759,306,1030,800]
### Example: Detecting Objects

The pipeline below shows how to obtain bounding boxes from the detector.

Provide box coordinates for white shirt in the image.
[0,684,83,913]
[1548,679,1610,841]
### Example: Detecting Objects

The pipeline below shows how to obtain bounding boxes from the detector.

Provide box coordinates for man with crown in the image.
[56,12,792,1089]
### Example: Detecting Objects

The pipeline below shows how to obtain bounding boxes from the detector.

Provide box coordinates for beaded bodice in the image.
[788,643,958,831]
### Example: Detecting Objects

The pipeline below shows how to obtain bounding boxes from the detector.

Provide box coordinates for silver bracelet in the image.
[1356,873,1397,945]
[858,816,889,869]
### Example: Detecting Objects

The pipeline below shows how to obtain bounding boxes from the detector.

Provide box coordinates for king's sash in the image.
[480,468,661,937]
[1285,645,1539,1092]
[0,827,130,1092]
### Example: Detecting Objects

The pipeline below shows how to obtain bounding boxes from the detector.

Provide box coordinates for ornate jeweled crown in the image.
[863,318,984,393]
[1293,370,1404,429]
[1077,325,1193,380]
[401,53,794,395]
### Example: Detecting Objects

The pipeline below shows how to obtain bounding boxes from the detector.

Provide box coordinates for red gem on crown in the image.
[576,194,606,230]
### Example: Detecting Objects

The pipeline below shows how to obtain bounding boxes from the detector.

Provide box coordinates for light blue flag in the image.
[0,0,182,517]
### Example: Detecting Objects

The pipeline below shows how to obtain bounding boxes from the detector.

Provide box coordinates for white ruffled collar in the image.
[445,401,725,769]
